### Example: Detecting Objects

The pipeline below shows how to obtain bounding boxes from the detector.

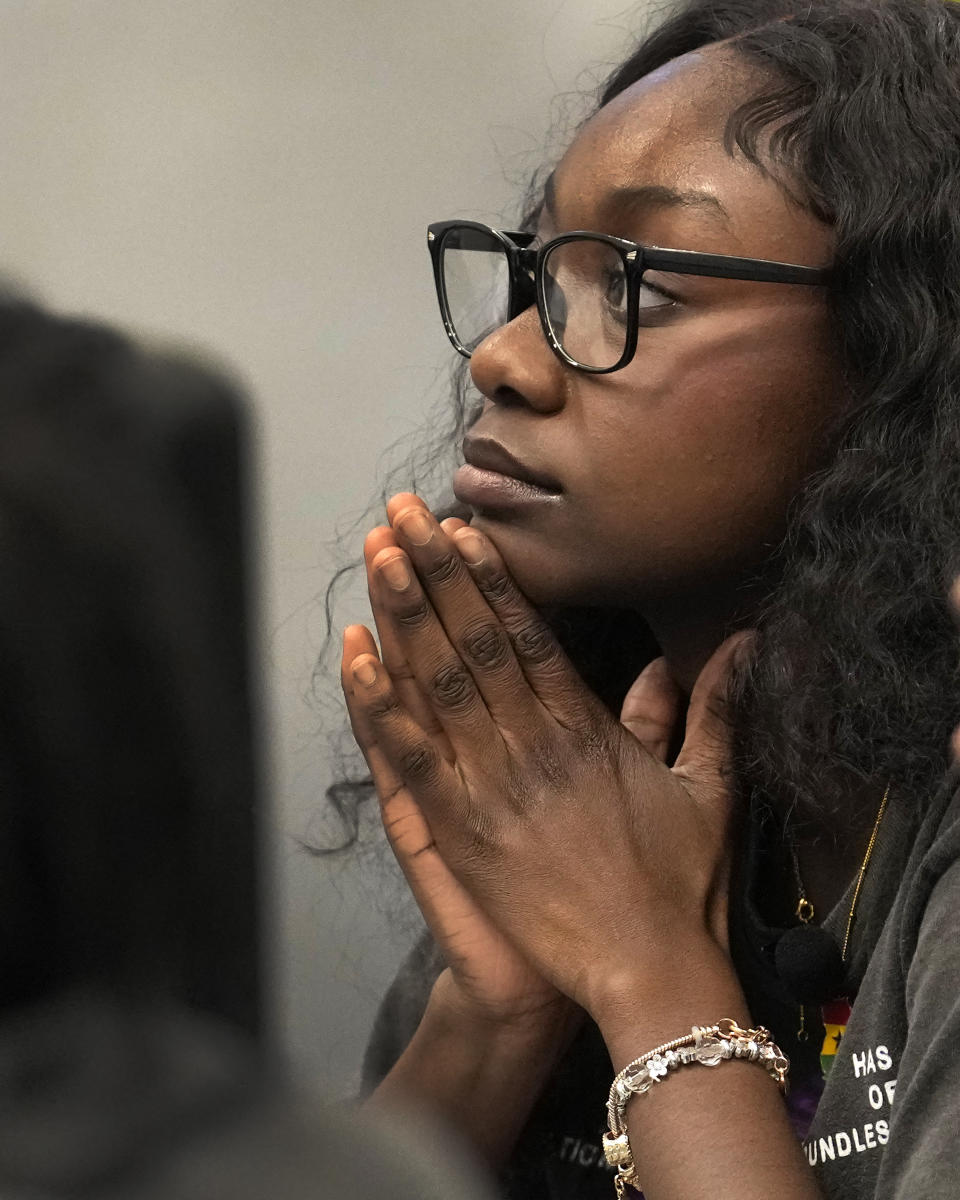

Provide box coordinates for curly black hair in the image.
[316,0,960,856]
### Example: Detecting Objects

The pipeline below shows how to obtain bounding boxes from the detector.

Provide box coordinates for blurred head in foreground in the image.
[0,296,492,1200]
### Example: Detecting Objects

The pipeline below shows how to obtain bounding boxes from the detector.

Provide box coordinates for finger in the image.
[672,631,754,809]
[341,626,403,781]
[342,622,379,681]
[341,624,379,752]
[341,630,424,813]
[448,524,604,731]
[386,494,466,539]
[342,629,431,854]
[363,528,455,764]
[386,491,429,523]
[371,765,502,968]
[370,542,505,756]
[386,492,467,539]
[950,577,960,626]
[386,505,547,731]
[341,636,478,932]
[347,651,468,841]
[619,656,684,763]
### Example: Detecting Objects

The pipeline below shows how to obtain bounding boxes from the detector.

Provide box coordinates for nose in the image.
[469,306,568,414]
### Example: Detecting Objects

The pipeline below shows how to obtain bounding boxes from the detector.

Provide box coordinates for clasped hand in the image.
[341,496,749,1027]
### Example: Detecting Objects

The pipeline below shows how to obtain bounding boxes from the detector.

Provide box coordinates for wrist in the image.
[586,934,750,1071]
[427,969,581,1054]
[372,971,582,1167]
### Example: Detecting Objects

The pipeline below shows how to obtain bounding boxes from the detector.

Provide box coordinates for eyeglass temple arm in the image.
[641,246,831,285]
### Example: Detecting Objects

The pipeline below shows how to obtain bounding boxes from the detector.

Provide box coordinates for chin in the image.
[468,514,562,603]
[469,513,625,610]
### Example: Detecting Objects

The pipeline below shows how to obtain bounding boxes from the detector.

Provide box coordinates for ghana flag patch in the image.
[820,998,852,1078]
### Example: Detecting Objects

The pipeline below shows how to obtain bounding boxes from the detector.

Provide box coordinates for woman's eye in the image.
[601,273,677,326]
[603,271,626,310]
[600,271,628,326]
[637,279,676,310]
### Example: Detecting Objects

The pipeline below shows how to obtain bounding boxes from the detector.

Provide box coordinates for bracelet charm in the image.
[603,1019,789,1196]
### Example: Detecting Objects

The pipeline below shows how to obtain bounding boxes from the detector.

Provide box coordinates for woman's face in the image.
[459,48,840,614]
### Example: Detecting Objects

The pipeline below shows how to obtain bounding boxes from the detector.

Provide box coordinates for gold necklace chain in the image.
[839,783,890,963]
[790,783,890,1040]
[791,782,890,953]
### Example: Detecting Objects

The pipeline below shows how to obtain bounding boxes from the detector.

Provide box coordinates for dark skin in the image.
[341,47,847,1199]
[463,49,839,684]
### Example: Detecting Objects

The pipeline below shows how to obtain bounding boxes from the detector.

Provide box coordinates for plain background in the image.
[0,0,659,1094]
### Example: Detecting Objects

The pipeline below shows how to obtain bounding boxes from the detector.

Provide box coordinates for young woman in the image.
[339,0,960,1196]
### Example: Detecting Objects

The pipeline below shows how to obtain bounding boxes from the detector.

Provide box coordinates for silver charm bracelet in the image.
[602,1019,789,1197]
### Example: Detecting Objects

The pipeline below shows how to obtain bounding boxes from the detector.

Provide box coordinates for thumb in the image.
[672,631,755,804]
[619,656,685,763]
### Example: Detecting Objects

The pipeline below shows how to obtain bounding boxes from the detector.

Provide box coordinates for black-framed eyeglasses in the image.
[427,219,832,374]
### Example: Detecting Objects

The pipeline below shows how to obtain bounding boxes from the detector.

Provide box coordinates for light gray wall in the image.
[0,0,655,1093]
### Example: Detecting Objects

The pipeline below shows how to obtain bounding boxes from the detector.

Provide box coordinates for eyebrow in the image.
[541,170,730,229]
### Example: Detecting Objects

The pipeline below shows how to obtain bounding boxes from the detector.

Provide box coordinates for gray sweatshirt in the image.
[801,776,960,1197]
[364,777,960,1198]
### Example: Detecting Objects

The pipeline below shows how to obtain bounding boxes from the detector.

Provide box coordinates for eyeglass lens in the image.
[440,228,511,353]
[439,229,631,370]
[542,240,628,370]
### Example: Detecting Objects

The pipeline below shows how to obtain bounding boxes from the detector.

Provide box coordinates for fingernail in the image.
[379,555,411,591]
[456,532,486,565]
[399,509,433,545]
[352,658,378,686]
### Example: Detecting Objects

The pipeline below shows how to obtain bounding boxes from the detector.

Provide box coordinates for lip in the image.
[461,436,562,492]
[453,463,564,510]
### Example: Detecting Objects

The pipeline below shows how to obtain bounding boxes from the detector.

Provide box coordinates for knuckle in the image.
[576,723,611,764]
[395,598,433,630]
[494,814,531,861]
[462,804,499,862]
[502,760,534,808]
[478,569,513,605]
[528,736,569,788]
[430,663,477,711]
[514,619,559,666]
[399,742,440,781]
[365,689,401,723]
[422,551,461,588]
[460,622,510,670]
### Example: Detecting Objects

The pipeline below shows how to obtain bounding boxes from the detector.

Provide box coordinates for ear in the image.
[619,656,684,763]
